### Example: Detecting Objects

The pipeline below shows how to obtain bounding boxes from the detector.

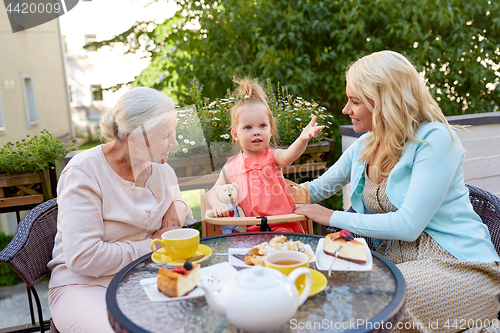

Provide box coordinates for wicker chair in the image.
[465,184,500,255]
[0,198,59,333]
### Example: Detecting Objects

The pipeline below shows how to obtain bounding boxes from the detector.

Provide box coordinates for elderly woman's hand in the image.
[294,204,334,226]
[162,201,187,228]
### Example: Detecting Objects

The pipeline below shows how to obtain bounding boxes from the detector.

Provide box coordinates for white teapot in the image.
[197,265,312,332]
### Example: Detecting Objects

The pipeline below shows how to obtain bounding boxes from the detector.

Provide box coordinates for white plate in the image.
[139,262,237,302]
[315,238,372,271]
[228,244,316,267]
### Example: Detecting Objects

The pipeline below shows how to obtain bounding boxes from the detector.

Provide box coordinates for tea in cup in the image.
[264,251,310,294]
[150,228,200,260]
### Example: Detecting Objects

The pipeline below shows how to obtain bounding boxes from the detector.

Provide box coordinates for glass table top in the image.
[108,233,405,333]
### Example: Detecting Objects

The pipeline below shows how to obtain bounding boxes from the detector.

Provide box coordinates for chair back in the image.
[200,179,313,237]
[466,184,500,255]
[284,179,313,234]
[0,198,58,287]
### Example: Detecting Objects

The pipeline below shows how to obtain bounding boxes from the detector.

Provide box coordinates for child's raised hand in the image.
[299,115,325,141]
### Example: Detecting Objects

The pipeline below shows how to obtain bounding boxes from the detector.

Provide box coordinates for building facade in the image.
[60,0,177,141]
[0,9,72,146]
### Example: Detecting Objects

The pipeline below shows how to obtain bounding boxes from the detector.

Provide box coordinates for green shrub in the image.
[0,130,76,175]
[170,78,336,158]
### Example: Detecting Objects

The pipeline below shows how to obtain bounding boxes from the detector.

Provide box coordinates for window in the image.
[21,73,38,127]
[91,84,103,102]
[84,34,97,52]
[0,89,5,132]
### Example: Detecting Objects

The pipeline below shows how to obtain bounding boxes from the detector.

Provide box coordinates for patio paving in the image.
[0,280,50,331]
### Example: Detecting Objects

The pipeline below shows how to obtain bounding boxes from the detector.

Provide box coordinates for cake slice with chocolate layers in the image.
[323,230,367,265]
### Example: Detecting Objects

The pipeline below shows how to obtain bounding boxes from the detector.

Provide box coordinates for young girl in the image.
[208,77,325,233]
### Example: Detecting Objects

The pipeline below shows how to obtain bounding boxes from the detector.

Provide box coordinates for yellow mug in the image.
[150,229,200,260]
[264,251,310,294]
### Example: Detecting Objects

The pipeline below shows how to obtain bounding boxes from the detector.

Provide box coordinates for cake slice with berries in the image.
[323,230,367,265]
[157,261,201,297]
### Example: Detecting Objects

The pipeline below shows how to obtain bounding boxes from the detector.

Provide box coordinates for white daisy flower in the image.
[190,141,195,145]
[184,139,190,144]
[178,135,183,139]
[182,148,188,153]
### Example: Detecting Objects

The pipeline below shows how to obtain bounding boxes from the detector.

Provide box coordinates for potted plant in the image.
[0,130,75,209]
[169,78,335,179]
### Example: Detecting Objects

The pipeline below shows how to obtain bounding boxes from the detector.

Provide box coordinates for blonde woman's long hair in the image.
[346,50,456,179]
[230,77,279,152]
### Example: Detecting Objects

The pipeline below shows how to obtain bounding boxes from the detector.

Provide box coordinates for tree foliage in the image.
[96,0,500,117]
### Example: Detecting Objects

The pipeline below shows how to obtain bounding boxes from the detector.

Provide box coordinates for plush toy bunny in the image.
[206,183,246,234]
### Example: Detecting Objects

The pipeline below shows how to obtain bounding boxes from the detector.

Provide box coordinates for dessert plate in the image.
[138,262,237,302]
[151,244,212,265]
[315,238,373,271]
[227,245,316,267]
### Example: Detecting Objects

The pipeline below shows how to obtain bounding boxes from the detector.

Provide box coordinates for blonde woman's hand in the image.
[162,201,187,228]
[294,204,333,226]
[299,115,326,142]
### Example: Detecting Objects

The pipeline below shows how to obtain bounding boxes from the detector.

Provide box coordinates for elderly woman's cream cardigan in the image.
[48,145,192,288]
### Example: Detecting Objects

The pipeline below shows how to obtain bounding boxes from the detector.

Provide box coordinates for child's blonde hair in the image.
[230,77,279,152]
[346,50,456,179]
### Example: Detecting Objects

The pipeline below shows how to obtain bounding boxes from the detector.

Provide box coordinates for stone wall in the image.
[340,112,500,210]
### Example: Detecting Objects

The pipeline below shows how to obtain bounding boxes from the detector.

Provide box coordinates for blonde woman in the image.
[48,87,193,332]
[296,51,500,331]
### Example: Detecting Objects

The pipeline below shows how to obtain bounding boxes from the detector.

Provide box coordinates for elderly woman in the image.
[48,87,193,332]
[296,51,500,332]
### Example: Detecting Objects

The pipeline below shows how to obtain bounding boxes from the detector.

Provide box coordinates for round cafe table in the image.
[106,233,406,333]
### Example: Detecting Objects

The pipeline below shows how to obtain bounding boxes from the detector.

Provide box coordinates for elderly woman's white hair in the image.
[100,87,175,142]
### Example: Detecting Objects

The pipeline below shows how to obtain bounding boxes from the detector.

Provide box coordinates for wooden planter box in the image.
[170,138,335,178]
[281,137,335,176]
[0,169,53,209]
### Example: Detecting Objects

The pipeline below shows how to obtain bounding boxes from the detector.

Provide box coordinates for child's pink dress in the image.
[226,148,305,233]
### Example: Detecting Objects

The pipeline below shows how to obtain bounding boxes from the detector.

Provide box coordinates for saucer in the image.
[308,268,328,296]
[295,268,327,297]
[151,244,212,265]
